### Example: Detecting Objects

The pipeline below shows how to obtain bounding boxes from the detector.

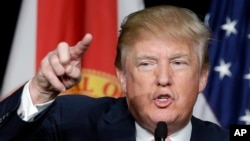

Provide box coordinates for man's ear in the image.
[116,68,127,94]
[199,69,209,93]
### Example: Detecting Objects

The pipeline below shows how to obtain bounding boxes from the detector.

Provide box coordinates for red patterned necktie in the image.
[165,137,172,141]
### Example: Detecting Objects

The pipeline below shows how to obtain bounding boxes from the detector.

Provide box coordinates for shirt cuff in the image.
[17,80,54,121]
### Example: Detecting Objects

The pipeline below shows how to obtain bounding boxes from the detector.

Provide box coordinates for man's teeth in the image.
[158,95,169,100]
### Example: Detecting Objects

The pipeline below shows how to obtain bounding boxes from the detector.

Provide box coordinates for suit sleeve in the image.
[0,85,49,141]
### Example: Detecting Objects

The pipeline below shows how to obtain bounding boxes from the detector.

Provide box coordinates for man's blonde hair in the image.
[115,5,211,72]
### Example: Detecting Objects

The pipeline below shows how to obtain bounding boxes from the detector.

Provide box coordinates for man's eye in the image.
[138,61,156,71]
[173,61,183,65]
[140,62,150,66]
[171,60,189,69]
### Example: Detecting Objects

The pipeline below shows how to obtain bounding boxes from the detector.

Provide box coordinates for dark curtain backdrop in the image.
[0,0,211,90]
[1,0,22,91]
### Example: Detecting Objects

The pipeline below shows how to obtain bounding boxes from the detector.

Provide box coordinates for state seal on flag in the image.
[60,69,124,98]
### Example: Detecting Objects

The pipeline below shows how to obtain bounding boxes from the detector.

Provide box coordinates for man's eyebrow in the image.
[136,54,157,60]
[169,53,190,59]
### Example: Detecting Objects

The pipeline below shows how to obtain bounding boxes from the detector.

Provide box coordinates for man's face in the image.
[117,35,208,134]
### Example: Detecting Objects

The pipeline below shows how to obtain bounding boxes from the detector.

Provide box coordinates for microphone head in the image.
[154,121,168,141]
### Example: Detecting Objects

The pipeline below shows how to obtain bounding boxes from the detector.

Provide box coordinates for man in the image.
[0,5,229,141]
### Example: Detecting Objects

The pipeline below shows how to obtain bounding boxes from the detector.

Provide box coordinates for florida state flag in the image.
[1,0,144,99]
[37,0,122,98]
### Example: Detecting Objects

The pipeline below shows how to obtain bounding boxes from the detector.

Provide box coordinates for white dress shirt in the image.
[17,80,54,121]
[135,120,192,141]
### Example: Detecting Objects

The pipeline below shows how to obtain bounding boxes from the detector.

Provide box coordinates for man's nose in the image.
[156,64,172,86]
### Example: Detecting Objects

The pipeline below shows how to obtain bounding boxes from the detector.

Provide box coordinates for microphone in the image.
[154,121,168,141]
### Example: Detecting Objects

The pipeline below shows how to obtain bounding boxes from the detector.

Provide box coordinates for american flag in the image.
[203,0,250,129]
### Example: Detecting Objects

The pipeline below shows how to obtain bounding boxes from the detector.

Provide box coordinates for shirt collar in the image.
[135,121,192,141]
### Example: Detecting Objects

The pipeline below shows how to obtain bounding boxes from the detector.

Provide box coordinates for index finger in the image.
[70,33,93,59]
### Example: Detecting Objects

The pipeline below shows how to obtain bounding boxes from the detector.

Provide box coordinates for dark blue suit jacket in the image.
[0,86,229,141]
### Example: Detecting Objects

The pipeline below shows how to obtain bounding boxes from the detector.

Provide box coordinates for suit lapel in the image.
[190,116,203,141]
[97,98,136,141]
[190,116,210,141]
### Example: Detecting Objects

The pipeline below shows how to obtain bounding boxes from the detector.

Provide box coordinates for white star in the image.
[239,109,250,125]
[248,34,250,39]
[244,73,250,80]
[221,17,238,37]
[214,59,232,80]
[244,69,250,87]
[204,13,210,26]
